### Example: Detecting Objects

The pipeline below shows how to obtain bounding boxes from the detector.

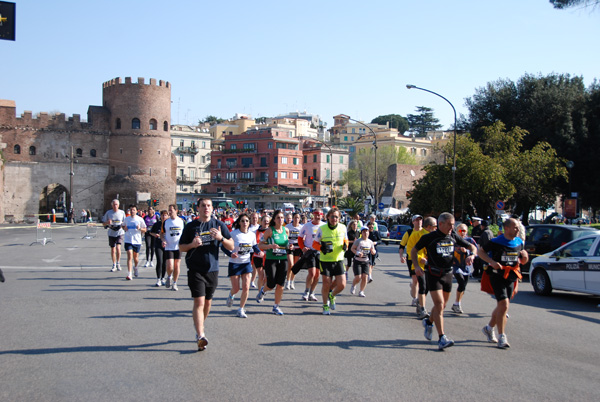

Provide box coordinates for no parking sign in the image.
[495,200,505,210]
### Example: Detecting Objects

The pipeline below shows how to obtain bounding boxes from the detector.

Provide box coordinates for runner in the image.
[285,212,303,290]
[223,213,260,318]
[179,198,233,351]
[367,221,381,283]
[478,218,528,348]
[411,212,476,350]
[451,223,477,314]
[399,215,423,307]
[297,209,325,302]
[345,220,358,282]
[257,210,292,315]
[314,207,348,315]
[143,207,158,267]
[102,199,126,272]
[161,204,185,291]
[413,217,437,319]
[122,205,146,280]
[350,226,376,297]
[149,210,168,287]
[251,215,269,290]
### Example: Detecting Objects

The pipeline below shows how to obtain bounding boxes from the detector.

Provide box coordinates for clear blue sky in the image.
[3,0,599,129]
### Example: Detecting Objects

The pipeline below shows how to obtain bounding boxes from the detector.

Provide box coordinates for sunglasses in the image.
[458,229,467,233]
[240,219,249,222]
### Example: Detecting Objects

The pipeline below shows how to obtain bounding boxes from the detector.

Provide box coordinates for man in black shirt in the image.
[411,212,476,350]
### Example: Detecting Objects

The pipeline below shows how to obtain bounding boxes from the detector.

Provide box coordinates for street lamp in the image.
[406,85,458,215]
[307,138,334,207]
[342,115,379,213]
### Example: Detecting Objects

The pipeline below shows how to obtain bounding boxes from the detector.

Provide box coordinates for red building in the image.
[206,127,305,195]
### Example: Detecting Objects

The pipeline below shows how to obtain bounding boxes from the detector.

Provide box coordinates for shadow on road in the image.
[0,340,197,356]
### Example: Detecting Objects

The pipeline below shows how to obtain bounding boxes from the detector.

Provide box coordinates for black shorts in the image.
[407,259,414,276]
[353,260,370,276]
[264,259,287,289]
[289,247,302,257]
[108,235,123,248]
[417,275,427,295]
[188,270,219,299]
[164,250,181,260]
[320,260,345,277]
[425,268,453,293]
[252,255,264,268]
[489,271,515,302]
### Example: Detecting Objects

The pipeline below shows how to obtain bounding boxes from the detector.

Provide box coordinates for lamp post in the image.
[307,138,334,207]
[406,85,458,215]
[342,115,379,213]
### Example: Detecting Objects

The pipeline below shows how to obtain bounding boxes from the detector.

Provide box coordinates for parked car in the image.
[529,233,600,296]
[389,224,412,240]
[523,224,599,274]
[378,224,390,245]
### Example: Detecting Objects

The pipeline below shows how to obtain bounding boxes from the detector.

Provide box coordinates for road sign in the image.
[495,200,505,210]
[378,202,384,210]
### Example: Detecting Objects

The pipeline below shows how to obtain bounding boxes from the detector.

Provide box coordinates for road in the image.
[0,224,599,401]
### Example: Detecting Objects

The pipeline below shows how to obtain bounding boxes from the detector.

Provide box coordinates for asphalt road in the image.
[1,224,599,401]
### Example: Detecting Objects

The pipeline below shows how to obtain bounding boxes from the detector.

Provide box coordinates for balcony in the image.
[177,175,199,184]
[177,146,199,154]
[222,148,256,154]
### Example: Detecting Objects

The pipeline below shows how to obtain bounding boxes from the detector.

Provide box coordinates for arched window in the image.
[149,119,157,130]
[29,146,36,155]
[163,121,168,131]
[90,149,97,157]
[14,144,20,154]
[116,118,121,129]
[76,148,83,157]
[132,118,141,129]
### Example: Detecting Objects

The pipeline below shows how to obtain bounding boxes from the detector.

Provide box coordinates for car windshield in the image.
[556,236,597,258]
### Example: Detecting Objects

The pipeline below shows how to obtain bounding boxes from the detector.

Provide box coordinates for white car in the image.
[529,233,600,296]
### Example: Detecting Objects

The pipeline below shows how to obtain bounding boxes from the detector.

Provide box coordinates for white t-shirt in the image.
[249,224,260,233]
[299,221,325,250]
[286,223,303,245]
[230,229,257,264]
[123,215,146,245]
[162,217,185,251]
[352,238,374,262]
[103,209,126,237]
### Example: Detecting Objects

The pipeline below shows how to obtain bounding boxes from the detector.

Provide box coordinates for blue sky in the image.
[3,0,599,129]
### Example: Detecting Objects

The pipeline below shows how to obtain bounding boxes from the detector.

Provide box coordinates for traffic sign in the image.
[378,202,384,210]
[495,200,505,210]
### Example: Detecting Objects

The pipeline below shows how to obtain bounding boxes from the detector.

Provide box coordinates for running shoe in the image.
[144,261,150,268]
[329,292,336,310]
[497,334,510,349]
[290,281,295,290]
[149,261,154,267]
[133,266,139,277]
[358,291,366,297]
[350,285,356,295]
[308,293,318,302]
[411,298,418,307]
[250,281,257,289]
[301,291,309,301]
[197,335,208,351]
[438,335,455,350]
[322,305,331,315]
[165,277,172,289]
[236,308,247,318]
[110,264,117,272]
[482,326,498,343]
[116,264,122,271]
[161,278,166,286]
[172,282,178,291]
[126,275,132,281]
[368,276,373,283]
[451,304,463,314]
[155,279,162,287]
[423,318,434,341]
[256,287,265,303]
[272,306,284,315]
[417,307,429,320]
[226,292,235,308]
[284,281,291,290]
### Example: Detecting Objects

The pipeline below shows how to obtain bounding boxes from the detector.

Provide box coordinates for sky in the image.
[2,0,599,130]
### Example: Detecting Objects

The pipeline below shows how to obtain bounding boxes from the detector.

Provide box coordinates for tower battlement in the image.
[102,77,170,89]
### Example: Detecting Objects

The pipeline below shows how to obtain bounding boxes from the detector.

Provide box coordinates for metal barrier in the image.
[30,221,56,246]
[82,223,98,239]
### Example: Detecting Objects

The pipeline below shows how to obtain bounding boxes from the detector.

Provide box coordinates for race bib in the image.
[196,230,213,245]
[501,251,519,265]
[436,241,454,257]
[238,243,252,255]
[272,247,287,256]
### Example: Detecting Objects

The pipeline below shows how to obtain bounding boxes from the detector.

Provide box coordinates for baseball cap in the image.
[412,214,423,221]
[361,226,369,231]
[472,217,482,221]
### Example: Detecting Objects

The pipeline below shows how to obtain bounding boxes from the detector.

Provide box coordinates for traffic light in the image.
[236,200,241,208]
[308,176,314,184]
[152,199,159,207]
[147,200,151,207]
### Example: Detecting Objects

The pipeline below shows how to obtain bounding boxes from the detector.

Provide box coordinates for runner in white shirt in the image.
[122,205,147,280]
[297,209,325,301]
[161,204,185,291]
[350,226,376,297]
[285,212,303,290]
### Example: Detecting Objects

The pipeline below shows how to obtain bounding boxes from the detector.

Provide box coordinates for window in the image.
[281,172,287,179]
[303,169,307,177]
[260,157,267,167]
[352,128,355,133]
[313,155,317,163]
[293,172,299,179]
[344,136,348,141]
[180,140,184,147]
[303,155,307,163]
[276,143,286,149]
[13,144,20,154]
[241,172,253,179]
[202,141,206,148]
[313,168,317,177]
[226,158,237,168]
[180,168,184,177]
[179,154,184,162]
[191,141,195,148]
[149,119,157,130]
[190,154,195,163]
[116,118,121,129]
[189,169,195,179]
[421,149,427,156]
[241,157,252,167]
[132,118,140,129]
[268,142,273,149]
[274,171,278,178]
[217,159,222,168]
[231,144,237,150]
[274,156,278,164]
[326,169,330,179]
[76,148,83,157]
[90,149,96,157]
[202,156,206,163]
[29,146,36,155]
[281,157,288,164]
[339,156,344,163]
[163,121,168,131]
[226,172,237,181]
[326,155,330,163]
[243,143,255,150]
[351,136,354,141]
[411,147,416,155]
[260,172,268,182]
[350,146,356,153]
[293,158,299,165]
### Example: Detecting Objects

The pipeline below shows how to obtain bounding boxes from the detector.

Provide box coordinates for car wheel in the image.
[531,268,552,296]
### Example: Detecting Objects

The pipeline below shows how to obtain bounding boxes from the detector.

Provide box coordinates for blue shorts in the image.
[124,243,141,253]
[228,262,253,277]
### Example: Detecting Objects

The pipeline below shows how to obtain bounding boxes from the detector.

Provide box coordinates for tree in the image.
[255,117,268,124]
[201,115,226,125]
[337,196,365,217]
[550,0,600,9]
[406,106,442,137]
[371,114,409,134]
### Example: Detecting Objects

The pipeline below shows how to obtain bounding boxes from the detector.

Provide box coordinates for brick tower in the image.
[102,77,176,210]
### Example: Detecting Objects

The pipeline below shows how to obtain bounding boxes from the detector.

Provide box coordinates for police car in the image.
[529,233,600,296]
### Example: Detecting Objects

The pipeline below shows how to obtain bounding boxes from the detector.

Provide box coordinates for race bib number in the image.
[436,241,454,257]
[169,226,182,237]
[289,231,299,241]
[362,246,371,255]
[196,230,213,245]
[501,251,519,265]
[272,247,287,256]
[238,243,252,255]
